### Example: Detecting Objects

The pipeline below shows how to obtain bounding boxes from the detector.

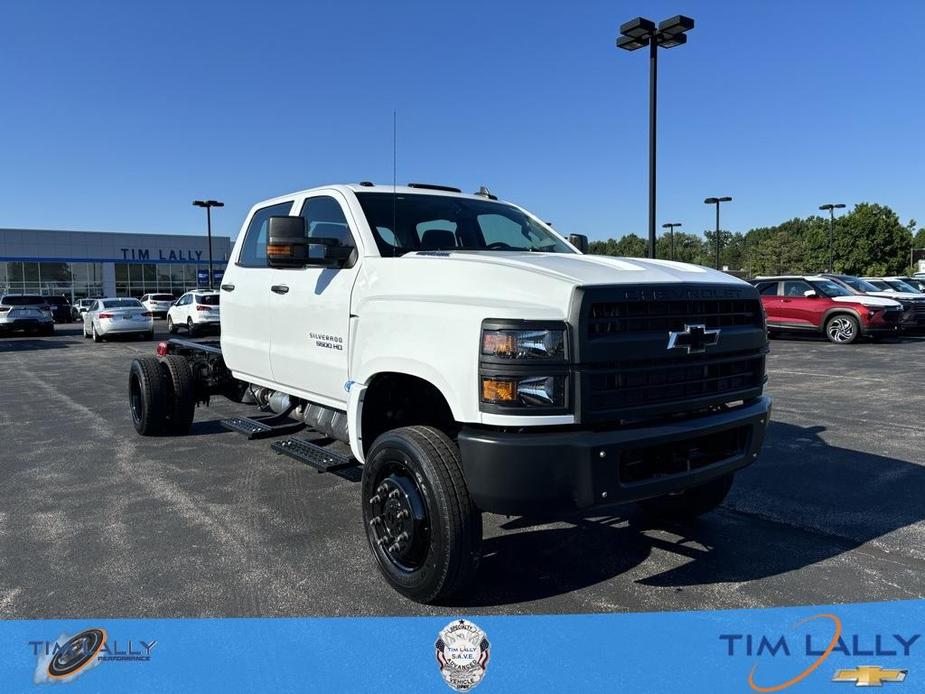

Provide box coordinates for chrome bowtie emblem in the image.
[667,323,720,354]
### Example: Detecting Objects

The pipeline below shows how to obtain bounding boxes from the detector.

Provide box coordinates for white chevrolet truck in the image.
[128,183,771,603]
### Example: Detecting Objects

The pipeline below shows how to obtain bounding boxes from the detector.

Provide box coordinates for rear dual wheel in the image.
[129,355,195,436]
[362,426,481,604]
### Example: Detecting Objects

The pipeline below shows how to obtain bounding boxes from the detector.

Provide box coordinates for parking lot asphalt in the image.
[1,324,924,619]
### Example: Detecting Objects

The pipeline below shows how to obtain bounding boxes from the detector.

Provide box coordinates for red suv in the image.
[750,276,903,344]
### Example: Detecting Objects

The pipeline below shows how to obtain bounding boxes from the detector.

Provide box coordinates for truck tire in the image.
[159,355,196,435]
[362,426,482,604]
[129,357,168,436]
[825,314,859,344]
[637,473,734,520]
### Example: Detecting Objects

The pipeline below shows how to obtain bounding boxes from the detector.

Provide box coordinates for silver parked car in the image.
[0,294,54,336]
[83,298,154,342]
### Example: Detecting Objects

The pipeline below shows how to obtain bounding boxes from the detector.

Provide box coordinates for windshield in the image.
[837,276,880,293]
[102,299,143,309]
[196,294,219,305]
[811,280,856,298]
[2,296,46,305]
[355,192,573,256]
[886,280,921,293]
[150,294,174,301]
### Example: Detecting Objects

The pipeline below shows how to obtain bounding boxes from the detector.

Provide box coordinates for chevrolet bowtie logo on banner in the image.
[667,323,721,354]
[832,666,907,686]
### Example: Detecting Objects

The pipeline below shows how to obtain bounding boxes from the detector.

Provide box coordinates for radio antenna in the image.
[392,109,397,256]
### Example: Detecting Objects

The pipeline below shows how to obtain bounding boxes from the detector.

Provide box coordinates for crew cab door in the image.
[219,200,294,382]
[268,192,360,406]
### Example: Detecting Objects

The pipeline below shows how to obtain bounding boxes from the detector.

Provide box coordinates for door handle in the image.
[221,284,235,292]
[271,284,290,295]
[782,298,792,303]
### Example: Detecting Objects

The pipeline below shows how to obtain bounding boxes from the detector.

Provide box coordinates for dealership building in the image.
[0,228,232,300]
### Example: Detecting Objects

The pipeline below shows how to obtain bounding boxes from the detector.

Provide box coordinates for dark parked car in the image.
[44,295,72,323]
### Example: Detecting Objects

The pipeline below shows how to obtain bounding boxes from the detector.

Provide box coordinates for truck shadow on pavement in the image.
[458,420,925,607]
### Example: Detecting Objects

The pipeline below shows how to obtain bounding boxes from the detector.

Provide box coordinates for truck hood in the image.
[359,252,752,322]
[407,251,744,286]
[831,295,901,308]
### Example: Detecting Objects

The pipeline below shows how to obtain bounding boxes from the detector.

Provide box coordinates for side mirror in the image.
[267,216,349,268]
[568,233,589,254]
[804,290,818,298]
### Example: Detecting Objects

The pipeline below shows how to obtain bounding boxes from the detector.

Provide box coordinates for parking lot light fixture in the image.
[193,200,225,289]
[662,222,682,260]
[704,197,732,270]
[617,15,694,259]
[819,203,846,272]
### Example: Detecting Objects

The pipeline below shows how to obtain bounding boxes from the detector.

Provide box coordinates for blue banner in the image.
[1,600,921,692]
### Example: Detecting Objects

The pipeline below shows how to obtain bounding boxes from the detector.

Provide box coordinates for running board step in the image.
[220,413,305,440]
[272,437,358,473]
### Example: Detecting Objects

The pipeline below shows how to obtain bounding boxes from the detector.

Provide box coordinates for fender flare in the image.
[346,381,367,463]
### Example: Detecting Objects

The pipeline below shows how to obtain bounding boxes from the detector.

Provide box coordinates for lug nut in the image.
[368,495,381,505]
[388,489,401,499]
[388,542,401,553]
[599,450,607,459]
[396,531,409,542]
[369,516,382,527]
[377,484,388,494]
[396,510,410,520]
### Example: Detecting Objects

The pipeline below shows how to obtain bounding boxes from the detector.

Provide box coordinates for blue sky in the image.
[1,0,922,242]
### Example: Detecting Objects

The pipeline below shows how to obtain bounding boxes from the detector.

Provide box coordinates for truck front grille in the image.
[573,284,768,422]
[585,351,765,414]
[587,298,762,339]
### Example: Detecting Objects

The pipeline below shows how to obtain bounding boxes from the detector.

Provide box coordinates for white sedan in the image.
[167,290,220,336]
[83,297,154,342]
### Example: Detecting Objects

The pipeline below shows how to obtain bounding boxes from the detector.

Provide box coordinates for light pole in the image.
[193,199,224,289]
[819,203,846,272]
[617,15,694,259]
[704,196,732,270]
[662,222,682,260]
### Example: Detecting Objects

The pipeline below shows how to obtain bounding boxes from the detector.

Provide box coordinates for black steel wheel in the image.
[362,426,481,604]
[637,473,734,520]
[129,356,167,436]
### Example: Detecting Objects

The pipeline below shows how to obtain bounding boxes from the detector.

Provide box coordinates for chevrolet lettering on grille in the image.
[667,323,720,354]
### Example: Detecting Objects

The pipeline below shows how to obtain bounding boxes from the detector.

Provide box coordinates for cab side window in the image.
[299,196,355,247]
[299,196,358,267]
[238,201,295,267]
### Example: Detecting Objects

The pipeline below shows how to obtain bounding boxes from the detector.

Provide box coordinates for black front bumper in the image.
[458,396,771,516]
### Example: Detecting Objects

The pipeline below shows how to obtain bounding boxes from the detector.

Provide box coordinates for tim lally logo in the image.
[435,619,490,691]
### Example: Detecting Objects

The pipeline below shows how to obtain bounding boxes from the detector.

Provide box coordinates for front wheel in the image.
[825,314,859,344]
[637,473,734,520]
[362,426,482,604]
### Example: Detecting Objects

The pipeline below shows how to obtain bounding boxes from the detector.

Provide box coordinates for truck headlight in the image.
[481,375,566,407]
[481,326,566,360]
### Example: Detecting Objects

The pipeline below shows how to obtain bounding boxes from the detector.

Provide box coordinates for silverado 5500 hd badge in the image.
[309,332,343,351]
